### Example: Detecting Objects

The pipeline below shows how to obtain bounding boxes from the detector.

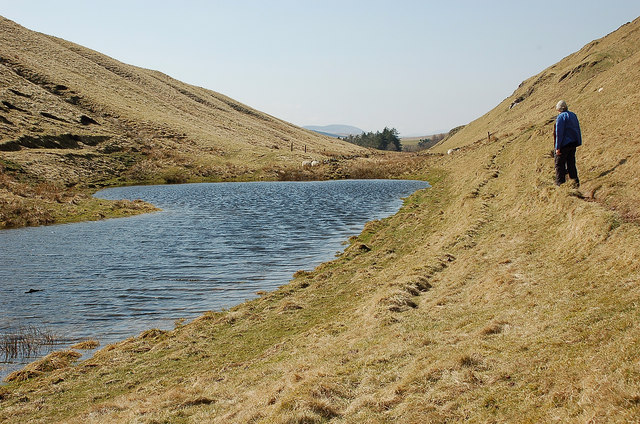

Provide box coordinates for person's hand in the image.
[556,149,561,156]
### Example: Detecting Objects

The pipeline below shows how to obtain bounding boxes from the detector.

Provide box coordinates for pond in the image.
[0,179,429,379]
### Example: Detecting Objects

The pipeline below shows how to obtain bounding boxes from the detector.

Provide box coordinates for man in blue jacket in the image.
[554,100,582,186]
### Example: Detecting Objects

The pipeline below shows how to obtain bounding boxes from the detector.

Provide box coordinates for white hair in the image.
[556,100,568,112]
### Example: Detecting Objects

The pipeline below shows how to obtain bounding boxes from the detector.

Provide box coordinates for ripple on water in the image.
[0,179,429,378]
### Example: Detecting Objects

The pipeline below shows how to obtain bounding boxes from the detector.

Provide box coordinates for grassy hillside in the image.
[0,16,378,228]
[1,16,640,424]
[433,17,640,221]
[402,133,447,151]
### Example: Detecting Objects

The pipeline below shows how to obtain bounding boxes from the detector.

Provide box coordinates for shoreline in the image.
[0,153,429,231]
[1,178,431,383]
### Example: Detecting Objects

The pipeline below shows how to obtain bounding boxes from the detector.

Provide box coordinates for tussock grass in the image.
[70,340,100,350]
[4,350,81,383]
[0,160,158,227]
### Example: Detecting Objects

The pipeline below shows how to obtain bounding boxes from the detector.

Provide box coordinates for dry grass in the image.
[0,16,371,227]
[274,153,428,181]
[4,350,81,383]
[1,14,640,424]
[0,157,159,227]
[70,340,100,350]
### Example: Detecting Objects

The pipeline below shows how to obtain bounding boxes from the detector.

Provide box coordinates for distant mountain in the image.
[304,125,365,138]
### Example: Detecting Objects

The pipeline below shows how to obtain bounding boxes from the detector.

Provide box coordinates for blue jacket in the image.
[555,111,582,150]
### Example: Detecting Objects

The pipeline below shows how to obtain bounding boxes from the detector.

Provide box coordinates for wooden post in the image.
[290,142,293,152]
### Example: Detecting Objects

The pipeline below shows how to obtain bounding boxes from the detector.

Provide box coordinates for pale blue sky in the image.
[1,1,639,136]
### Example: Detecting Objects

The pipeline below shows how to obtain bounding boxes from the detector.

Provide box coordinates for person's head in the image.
[556,100,568,112]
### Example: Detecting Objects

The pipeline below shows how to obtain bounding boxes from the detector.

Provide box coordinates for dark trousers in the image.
[555,145,579,186]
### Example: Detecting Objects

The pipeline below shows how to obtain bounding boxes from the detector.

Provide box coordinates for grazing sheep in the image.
[311,160,320,167]
[302,160,312,167]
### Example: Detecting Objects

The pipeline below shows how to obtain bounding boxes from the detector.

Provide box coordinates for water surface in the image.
[0,179,428,377]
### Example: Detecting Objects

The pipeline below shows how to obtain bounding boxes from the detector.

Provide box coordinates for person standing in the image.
[554,100,582,186]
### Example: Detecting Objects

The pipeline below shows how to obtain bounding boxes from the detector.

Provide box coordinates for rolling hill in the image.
[433,16,640,222]
[1,15,640,424]
[0,16,371,227]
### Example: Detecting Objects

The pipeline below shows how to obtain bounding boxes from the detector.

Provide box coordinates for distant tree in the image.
[411,133,447,151]
[342,127,402,151]
[381,127,402,151]
[417,138,432,149]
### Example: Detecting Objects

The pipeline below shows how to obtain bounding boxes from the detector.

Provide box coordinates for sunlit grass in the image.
[1,14,640,424]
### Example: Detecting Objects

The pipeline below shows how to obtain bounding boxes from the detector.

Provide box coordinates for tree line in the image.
[402,132,449,152]
[342,127,402,151]
[417,133,446,149]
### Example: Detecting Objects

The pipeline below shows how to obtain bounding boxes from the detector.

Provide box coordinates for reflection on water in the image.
[0,179,429,377]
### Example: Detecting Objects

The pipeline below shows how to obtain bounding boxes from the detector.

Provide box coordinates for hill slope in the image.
[0,16,370,227]
[434,17,640,221]
[1,16,640,424]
